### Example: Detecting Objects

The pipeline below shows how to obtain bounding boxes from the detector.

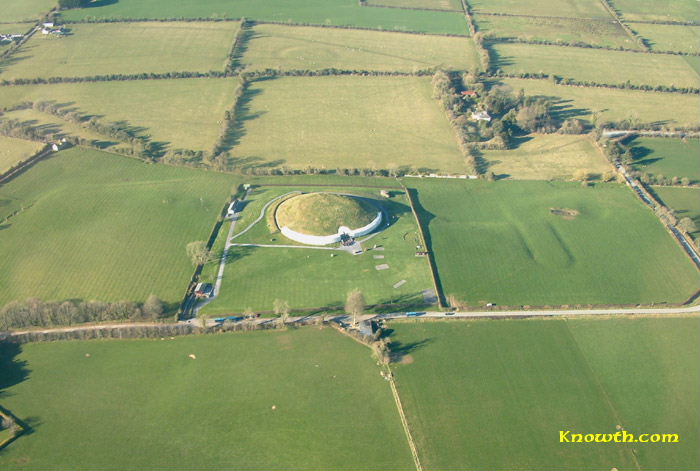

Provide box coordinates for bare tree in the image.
[273,299,290,317]
[679,217,698,234]
[143,294,164,320]
[186,241,212,266]
[572,168,589,182]
[345,289,366,326]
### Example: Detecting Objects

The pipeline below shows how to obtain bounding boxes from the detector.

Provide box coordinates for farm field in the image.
[473,14,640,50]
[200,184,435,314]
[0,328,414,470]
[614,0,699,23]
[388,317,699,470]
[407,179,699,306]
[59,0,469,36]
[0,107,122,150]
[632,23,700,54]
[231,76,466,173]
[491,42,699,88]
[0,135,43,173]
[0,24,33,35]
[0,22,240,80]
[0,147,236,307]
[626,137,699,183]
[242,24,480,72]
[497,77,700,127]
[367,0,462,11]
[483,134,611,180]
[469,0,611,19]
[0,78,238,151]
[0,0,54,22]
[652,186,700,239]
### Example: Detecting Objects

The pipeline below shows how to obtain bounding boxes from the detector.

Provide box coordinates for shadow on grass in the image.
[405,187,447,307]
[0,342,39,453]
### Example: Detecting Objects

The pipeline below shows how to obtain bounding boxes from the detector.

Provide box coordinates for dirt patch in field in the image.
[550,207,580,220]
[399,354,414,364]
[275,334,293,350]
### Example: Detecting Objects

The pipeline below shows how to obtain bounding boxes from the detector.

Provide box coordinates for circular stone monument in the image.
[275,192,383,246]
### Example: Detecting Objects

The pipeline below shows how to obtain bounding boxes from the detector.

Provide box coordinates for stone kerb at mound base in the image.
[280,211,383,246]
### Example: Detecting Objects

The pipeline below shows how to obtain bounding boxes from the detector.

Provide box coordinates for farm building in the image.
[471,110,491,122]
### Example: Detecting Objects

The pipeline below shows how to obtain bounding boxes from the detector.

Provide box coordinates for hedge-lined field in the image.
[367,0,462,11]
[389,317,699,470]
[474,14,641,50]
[492,42,699,88]
[627,137,699,183]
[497,77,700,127]
[200,184,434,314]
[483,134,611,180]
[614,0,699,23]
[231,76,466,173]
[0,78,238,151]
[59,0,469,36]
[653,186,700,238]
[470,0,611,19]
[0,0,54,22]
[243,24,480,72]
[0,22,240,80]
[0,147,236,307]
[408,179,699,306]
[632,23,700,54]
[0,328,414,470]
[0,135,43,173]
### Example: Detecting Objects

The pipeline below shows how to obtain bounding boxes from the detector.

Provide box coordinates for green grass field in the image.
[407,179,699,306]
[367,0,462,11]
[0,135,43,173]
[0,22,240,80]
[652,186,700,238]
[0,0,54,22]
[491,42,699,88]
[0,328,414,470]
[470,0,612,18]
[497,77,700,127]
[627,137,699,183]
[0,147,236,307]
[614,0,699,23]
[474,14,641,50]
[0,78,238,151]
[200,184,435,314]
[632,23,700,54]
[60,0,469,36]
[0,24,34,35]
[242,24,480,72]
[231,76,466,173]
[483,134,611,180]
[388,317,699,470]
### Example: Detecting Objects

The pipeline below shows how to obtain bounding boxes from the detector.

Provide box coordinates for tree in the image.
[143,294,164,320]
[345,289,365,326]
[678,217,698,234]
[186,241,212,266]
[273,299,290,318]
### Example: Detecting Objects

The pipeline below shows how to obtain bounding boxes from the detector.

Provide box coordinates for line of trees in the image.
[489,36,699,57]
[492,71,700,94]
[598,0,649,51]
[210,76,248,159]
[0,296,168,331]
[1,71,221,87]
[459,0,491,71]
[225,18,251,74]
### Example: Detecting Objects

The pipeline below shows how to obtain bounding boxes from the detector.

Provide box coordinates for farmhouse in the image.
[471,110,491,122]
[461,90,478,97]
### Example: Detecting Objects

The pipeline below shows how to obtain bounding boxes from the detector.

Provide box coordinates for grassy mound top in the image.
[276,192,378,235]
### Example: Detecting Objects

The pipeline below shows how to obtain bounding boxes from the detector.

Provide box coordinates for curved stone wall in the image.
[280,211,383,246]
